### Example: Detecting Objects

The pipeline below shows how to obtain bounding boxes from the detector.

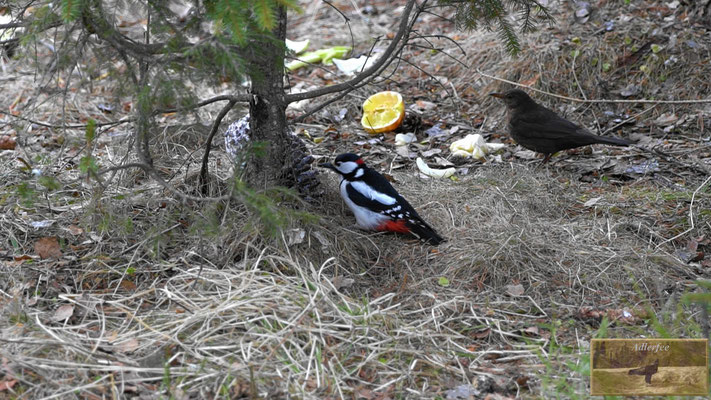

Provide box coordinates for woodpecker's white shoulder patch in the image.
[350,181,396,205]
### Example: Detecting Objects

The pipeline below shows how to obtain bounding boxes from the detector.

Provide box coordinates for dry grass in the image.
[1,155,700,398]
[2,0,711,399]
[439,0,711,134]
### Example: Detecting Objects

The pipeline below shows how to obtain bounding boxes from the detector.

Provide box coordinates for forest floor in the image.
[1,0,711,398]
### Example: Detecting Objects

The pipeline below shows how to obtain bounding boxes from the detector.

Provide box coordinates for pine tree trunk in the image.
[245,7,289,187]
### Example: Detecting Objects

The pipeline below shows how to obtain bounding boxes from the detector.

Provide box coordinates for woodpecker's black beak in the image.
[319,162,337,172]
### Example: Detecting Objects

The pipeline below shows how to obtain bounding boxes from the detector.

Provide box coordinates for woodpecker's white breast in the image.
[339,179,391,230]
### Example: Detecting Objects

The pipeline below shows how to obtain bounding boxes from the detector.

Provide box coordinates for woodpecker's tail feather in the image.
[406,219,446,245]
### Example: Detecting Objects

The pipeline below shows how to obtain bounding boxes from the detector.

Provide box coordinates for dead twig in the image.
[0,94,250,130]
[199,99,237,195]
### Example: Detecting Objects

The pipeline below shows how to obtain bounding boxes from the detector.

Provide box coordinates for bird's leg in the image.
[542,153,552,164]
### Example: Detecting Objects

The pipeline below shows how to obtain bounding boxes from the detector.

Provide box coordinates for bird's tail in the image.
[595,135,631,147]
[406,219,446,245]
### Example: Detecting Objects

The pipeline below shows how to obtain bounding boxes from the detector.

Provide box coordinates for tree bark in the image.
[245,7,289,187]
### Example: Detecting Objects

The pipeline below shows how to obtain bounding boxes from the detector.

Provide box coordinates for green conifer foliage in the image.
[438,0,551,55]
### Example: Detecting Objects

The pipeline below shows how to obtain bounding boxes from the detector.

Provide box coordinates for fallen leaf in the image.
[523,326,540,336]
[676,248,704,263]
[119,280,137,291]
[583,197,602,207]
[514,150,539,160]
[414,100,437,111]
[311,230,330,249]
[574,1,591,23]
[688,238,699,252]
[0,135,16,150]
[472,328,491,339]
[0,379,17,392]
[624,160,660,175]
[286,228,306,246]
[34,237,62,259]
[654,112,678,127]
[578,307,643,324]
[395,145,415,158]
[116,338,139,354]
[619,84,641,97]
[505,284,525,296]
[117,18,148,28]
[170,387,189,400]
[424,123,448,139]
[51,304,74,322]
[421,148,441,158]
[67,225,83,235]
[331,276,355,290]
[434,156,455,167]
[354,386,374,400]
[516,375,531,388]
[445,384,480,400]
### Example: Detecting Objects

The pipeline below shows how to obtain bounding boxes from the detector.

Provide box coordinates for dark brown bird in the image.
[628,359,659,384]
[490,89,631,163]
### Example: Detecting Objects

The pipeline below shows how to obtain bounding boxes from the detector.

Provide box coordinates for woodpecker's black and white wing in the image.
[344,168,445,245]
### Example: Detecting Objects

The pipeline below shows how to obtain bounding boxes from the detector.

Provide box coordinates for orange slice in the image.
[360,91,405,134]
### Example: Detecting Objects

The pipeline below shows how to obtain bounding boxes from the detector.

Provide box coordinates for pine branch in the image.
[60,0,83,22]
[496,17,521,55]
[436,0,550,55]
[252,0,277,30]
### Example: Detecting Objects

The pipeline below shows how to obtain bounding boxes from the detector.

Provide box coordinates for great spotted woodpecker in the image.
[320,153,445,245]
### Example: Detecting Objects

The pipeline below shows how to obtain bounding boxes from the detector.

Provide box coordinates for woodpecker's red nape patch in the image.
[355,158,364,165]
[378,220,410,234]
